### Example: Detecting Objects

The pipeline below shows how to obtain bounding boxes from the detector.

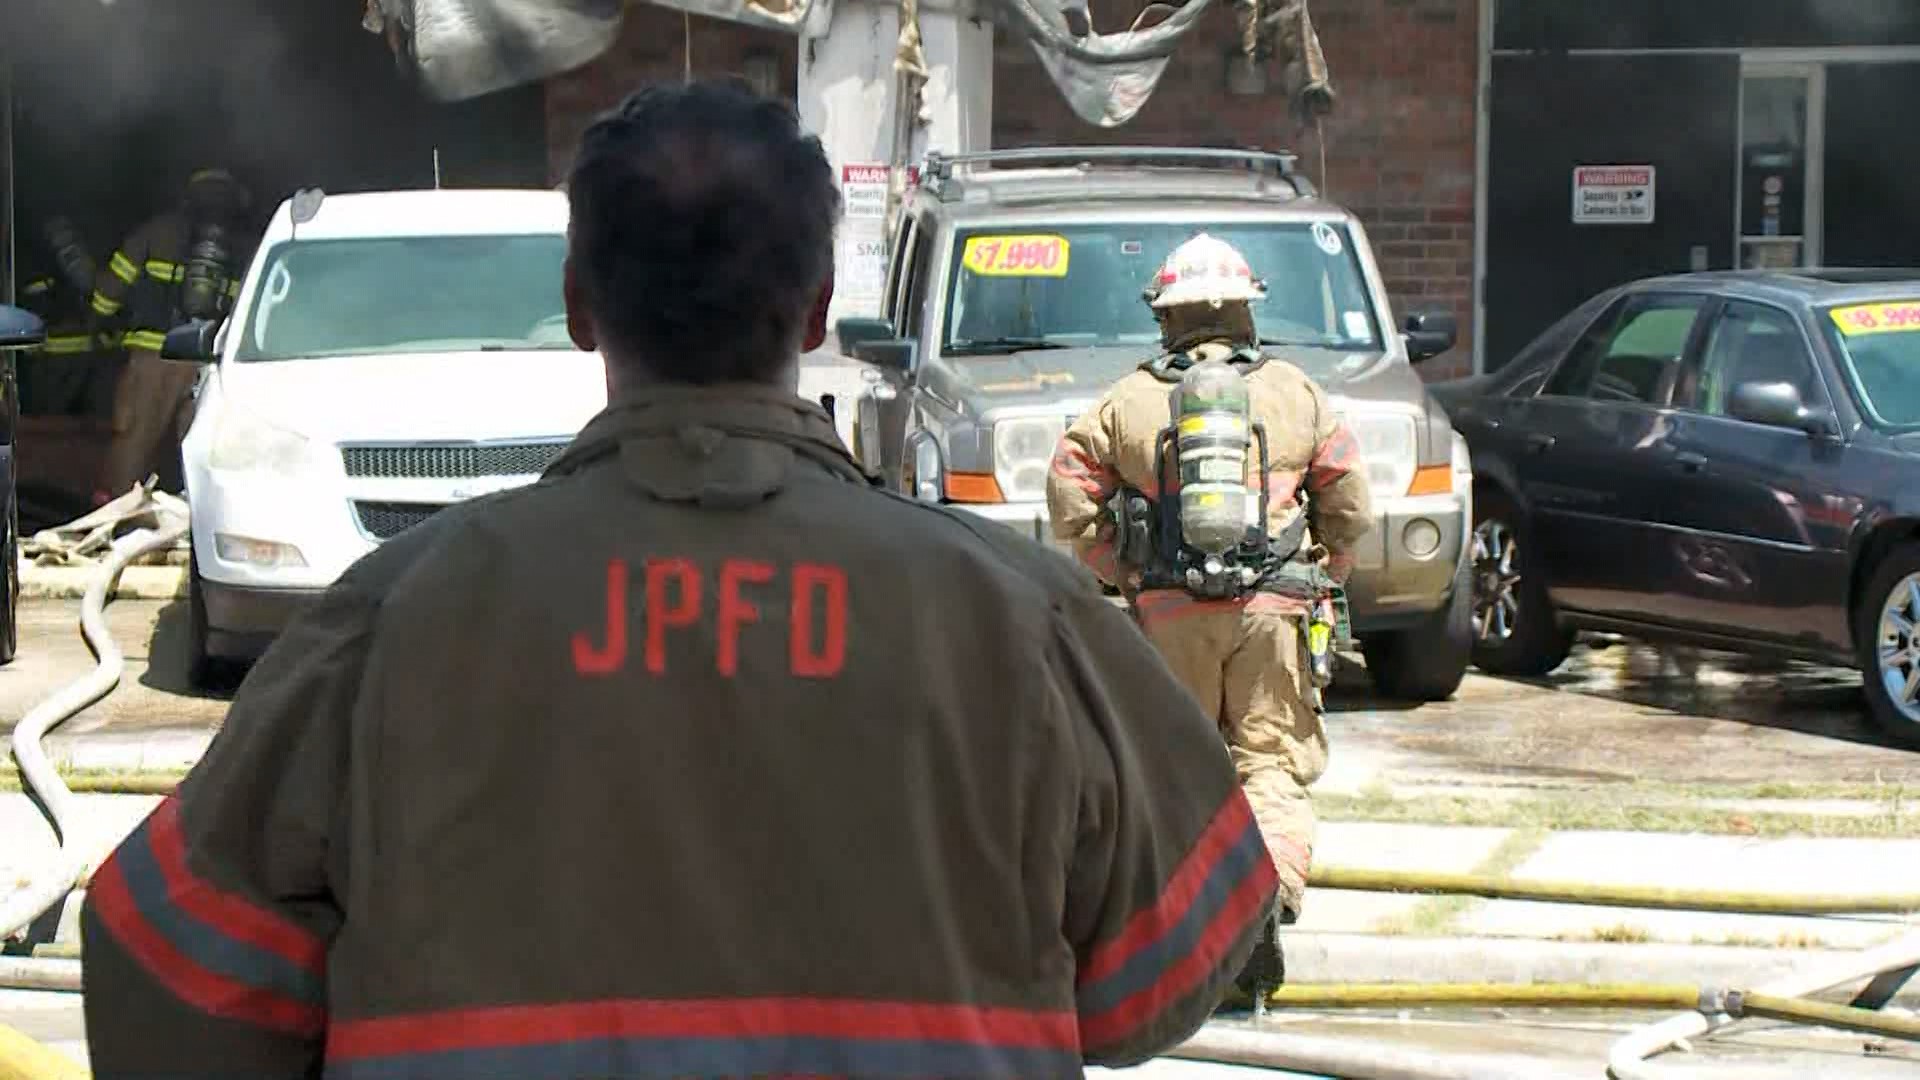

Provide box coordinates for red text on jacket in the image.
[573,557,848,679]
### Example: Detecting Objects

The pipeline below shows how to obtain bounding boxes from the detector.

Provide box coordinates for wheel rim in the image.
[1471,519,1522,645]
[1878,571,1920,725]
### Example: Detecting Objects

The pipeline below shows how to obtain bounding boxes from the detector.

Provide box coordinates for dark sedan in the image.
[1433,270,1920,744]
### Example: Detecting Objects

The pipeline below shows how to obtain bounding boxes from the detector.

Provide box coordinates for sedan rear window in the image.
[235,234,572,361]
[1824,300,1920,428]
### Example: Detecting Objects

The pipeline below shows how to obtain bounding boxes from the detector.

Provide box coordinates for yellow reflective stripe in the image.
[90,291,122,316]
[225,279,241,298]
[123,330,168,351]
[23,277,53,296]
[145,259,183,283]
[109,251,140,284]
[43,335,94,355]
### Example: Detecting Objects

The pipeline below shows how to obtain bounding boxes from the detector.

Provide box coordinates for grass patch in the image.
[1,766,185,795]
[1559,924,1654,944]
[1695,931,1828,950]
[1373,827,1547,937]
[1318,790,1920,838]
[1615,779,1917,803]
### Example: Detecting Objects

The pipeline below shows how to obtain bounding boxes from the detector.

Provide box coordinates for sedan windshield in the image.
[942,222,1382,355]
[234,234,573,361]
[1822,299,1920,428]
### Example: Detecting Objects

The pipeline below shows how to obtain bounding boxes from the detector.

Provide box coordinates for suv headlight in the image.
[208,407,323,477]
[1337,411,1418,496]
[993,416,1065,503]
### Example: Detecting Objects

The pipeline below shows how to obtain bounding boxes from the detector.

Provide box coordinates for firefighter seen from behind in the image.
[1046,232,1374,1004]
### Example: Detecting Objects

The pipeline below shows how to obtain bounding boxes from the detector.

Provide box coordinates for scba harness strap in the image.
[1141,344,1268,383]
[1111,486,1315,601]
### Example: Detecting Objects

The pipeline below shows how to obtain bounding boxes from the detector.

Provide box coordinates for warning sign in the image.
[1572,165,1656,225]
[832,163,923,320]
[836,164,893,315]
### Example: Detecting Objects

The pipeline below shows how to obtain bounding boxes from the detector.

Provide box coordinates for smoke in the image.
[1810,0,1909,36]
[4,0,449,242]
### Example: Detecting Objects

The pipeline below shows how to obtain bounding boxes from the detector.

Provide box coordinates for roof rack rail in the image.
[923,145,1300,181]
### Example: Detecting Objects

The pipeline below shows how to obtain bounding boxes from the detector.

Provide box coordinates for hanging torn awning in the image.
[354,0,1333,128]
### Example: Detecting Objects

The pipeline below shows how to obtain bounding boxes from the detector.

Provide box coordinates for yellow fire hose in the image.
[0,1024,85,1080]
[1732,990,1920,1042]
[1246,983,1920,1044]
[1308,867,1920,916]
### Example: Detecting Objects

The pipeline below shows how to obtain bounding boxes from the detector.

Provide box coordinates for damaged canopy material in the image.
[362,0,627,102]
[358,0,1332,128]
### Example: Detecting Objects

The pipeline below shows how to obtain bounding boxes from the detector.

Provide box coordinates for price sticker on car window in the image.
[1830,301,1920,336]
[961,234,1071,277]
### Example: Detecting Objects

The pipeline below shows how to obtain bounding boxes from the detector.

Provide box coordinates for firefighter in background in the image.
[1046,233,1373,1000]
[89,167,254,504]
[16,214,117,418]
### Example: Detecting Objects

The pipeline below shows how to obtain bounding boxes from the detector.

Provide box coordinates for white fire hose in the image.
[2,489,189,951]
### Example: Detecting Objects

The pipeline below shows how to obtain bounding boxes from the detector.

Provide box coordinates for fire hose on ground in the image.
[4,496,1920,1078]
[1,492,187,1080]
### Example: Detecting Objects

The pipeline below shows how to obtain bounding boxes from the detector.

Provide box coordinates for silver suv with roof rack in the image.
[835,146,1477,701]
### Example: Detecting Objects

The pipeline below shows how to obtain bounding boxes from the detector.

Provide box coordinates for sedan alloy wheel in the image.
[1879,571,1920,726]
[1472,518,1521,645]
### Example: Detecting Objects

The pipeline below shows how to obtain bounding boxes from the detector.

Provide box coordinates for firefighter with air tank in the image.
[1047,232,1374,1004]
[88,167,254,504]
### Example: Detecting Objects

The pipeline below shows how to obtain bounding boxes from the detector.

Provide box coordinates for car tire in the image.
[187,552,243,694]
[1361,548,1473,702]
[1858,543,1920,748]
[1468,488,1573,678]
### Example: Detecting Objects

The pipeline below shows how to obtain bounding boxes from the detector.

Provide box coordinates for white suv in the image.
[167,189,607,687]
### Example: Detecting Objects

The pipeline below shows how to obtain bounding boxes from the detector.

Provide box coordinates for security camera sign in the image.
[1572,165,1655,225]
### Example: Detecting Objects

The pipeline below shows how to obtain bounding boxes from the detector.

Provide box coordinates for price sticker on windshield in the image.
[962,234,1071,277]
[1831,301,1920,336]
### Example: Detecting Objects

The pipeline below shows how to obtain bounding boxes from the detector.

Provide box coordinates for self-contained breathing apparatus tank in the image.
[41,217,98,295]
[1151,358,1274,600]
[179,221,234,322]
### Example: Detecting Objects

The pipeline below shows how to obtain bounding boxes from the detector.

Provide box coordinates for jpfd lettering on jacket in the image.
[573,557,849,678]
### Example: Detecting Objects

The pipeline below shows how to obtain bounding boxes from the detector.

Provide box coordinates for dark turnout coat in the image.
[81,384,1277,1078]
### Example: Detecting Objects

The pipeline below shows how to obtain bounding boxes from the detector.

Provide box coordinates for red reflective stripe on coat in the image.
[1075,793,1277,1050]
[1307,427,1361,491]
[326,996,1081,1059]
[86,799,326,1036]
[145,800,324,971]
[1050,444,1116,501]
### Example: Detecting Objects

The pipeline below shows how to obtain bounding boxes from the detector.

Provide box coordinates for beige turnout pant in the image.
[1136,592,1327,914]
[100,348,198,499]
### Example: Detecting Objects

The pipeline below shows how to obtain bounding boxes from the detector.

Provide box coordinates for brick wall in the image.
[545,0,1480,376]
[995,0,1479,377]
[543,6,801,184]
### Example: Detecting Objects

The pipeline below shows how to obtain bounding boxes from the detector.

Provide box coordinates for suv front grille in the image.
[341,441,568,480]
[353,501,446,541]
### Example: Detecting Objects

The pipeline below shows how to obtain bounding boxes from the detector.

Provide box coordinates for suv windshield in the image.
[234,234,572,361]
[1822,299,1920,428]
[942,221,1381,355]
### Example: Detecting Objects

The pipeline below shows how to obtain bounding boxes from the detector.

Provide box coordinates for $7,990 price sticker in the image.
[962,235,1071,277]
[1831,301,1920,336]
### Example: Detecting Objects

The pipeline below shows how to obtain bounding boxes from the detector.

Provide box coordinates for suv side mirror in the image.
[0,305,46,351]
[161,319,220,363]
[1404,309,1458,363]
[1728,380,1837,436]
[852,337,916,374]
[835,317,896,354]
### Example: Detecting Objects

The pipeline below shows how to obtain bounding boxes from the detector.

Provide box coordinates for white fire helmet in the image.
[1146,233,1268,309]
